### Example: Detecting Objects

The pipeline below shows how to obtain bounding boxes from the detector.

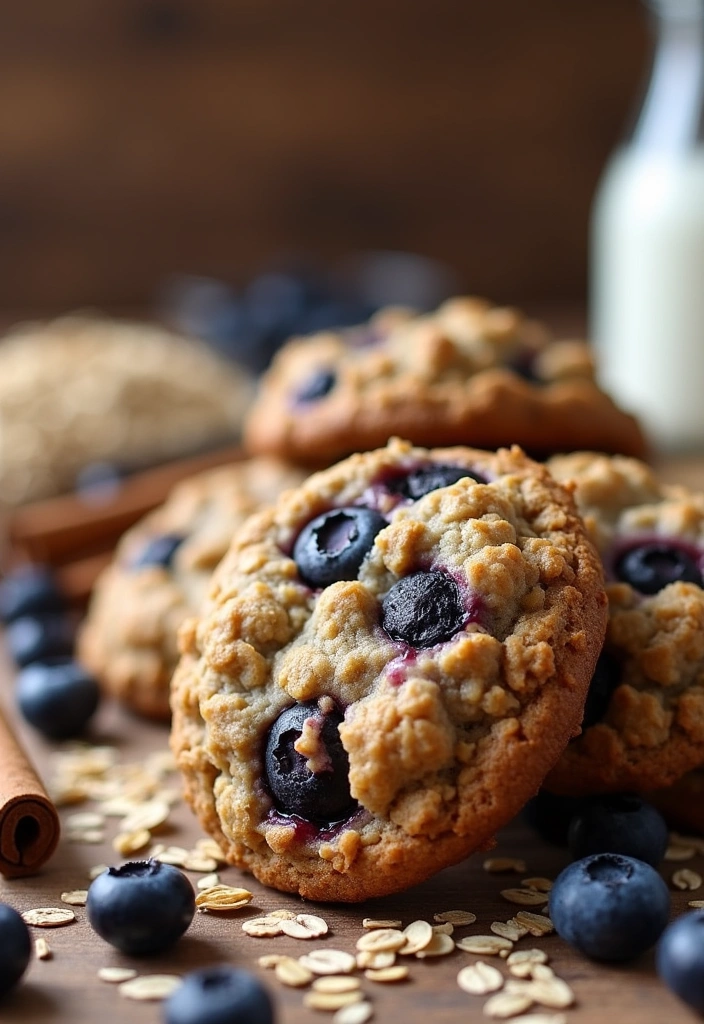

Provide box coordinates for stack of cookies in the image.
[80,296,704,901]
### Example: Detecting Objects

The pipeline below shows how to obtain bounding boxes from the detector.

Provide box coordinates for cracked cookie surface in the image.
[171,439,607,901]
[78,458,305,719]
[545,452,704,795]
[243,297,646,465]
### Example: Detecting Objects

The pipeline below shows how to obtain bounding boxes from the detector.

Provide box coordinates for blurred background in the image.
[0,0,649,321]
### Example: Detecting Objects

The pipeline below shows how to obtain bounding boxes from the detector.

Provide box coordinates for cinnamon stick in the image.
[9,443,244,567]
[0,705,60,878]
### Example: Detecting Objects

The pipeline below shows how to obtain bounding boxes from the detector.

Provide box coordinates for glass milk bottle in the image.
[591,0,704,451]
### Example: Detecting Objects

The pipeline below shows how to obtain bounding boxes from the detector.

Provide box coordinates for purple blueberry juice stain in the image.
[384,647,419,686]
[264,806,366,844]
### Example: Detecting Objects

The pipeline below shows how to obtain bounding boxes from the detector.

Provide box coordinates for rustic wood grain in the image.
[0,0,648,310]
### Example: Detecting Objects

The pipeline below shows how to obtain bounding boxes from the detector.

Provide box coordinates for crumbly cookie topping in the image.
[171,440,606,900]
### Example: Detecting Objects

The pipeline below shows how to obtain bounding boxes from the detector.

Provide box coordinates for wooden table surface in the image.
[3,454,704,1024]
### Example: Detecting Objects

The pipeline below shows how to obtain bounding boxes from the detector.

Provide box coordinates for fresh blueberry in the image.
[580,649,622,730]
[549,853,670,961]
[614,541,702,594]
[568,794,669,867]
[293,507,386,588]
[16,659,100,740]
[0,565,65,623]
[293,369,336,404]
[382,571,466,648]
[295,298,372,335]
[245,271,310,339]
[6,615,74,668]
[522,790,586,847]
[0,903,31,998]
[264,700,356,825]
[388,464,485,501]
[163,965,275,1024]
[159,275,274,371]
[657,910,704,1014]
[87,860,195,955]
[130,534,184,570]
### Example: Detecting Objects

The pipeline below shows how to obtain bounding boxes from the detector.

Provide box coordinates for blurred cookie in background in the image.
[243,296,647,465]
[0,315,254,505]
[545,452,704,796]
[77,457,305,720]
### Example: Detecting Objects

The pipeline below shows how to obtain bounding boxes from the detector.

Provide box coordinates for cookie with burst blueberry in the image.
[78,459,305,720]
[243,296,646,465]
[545,452,704,796]
[170,438,607,901]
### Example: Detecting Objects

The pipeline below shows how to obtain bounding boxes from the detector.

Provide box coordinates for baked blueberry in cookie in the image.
[78,459,305,720]
[613,541,703,594]
[294,369,337,404]
[130,534,185,571]
[171,439,607,901]
[386,464,486,500]
[264,700,357,825]
[293,508,387,588]
[243,296,646,464]
[546,452,704,795]
[381,572,469,648]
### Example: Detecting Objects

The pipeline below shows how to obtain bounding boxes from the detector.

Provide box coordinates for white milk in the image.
[591,147,704,451]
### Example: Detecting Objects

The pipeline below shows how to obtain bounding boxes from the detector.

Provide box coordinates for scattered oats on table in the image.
[118,975,182,1001]
[364,965,409,983]
[398,920,433,954]
[98,967,138,984]
[484,857,527,873]
[22,908,76,928]
[60,890,88,906]
[672,868,703,891]
[456,935,513,956]
[303,990,364,1011]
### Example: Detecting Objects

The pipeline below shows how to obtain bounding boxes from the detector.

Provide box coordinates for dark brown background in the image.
[0,0,650,314]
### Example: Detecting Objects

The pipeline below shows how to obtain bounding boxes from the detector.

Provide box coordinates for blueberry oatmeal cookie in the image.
[545,452,704,796]
[243,297,646,465]
[171,438,607,901]
[0,315,253,504]
[78,459,305,720]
